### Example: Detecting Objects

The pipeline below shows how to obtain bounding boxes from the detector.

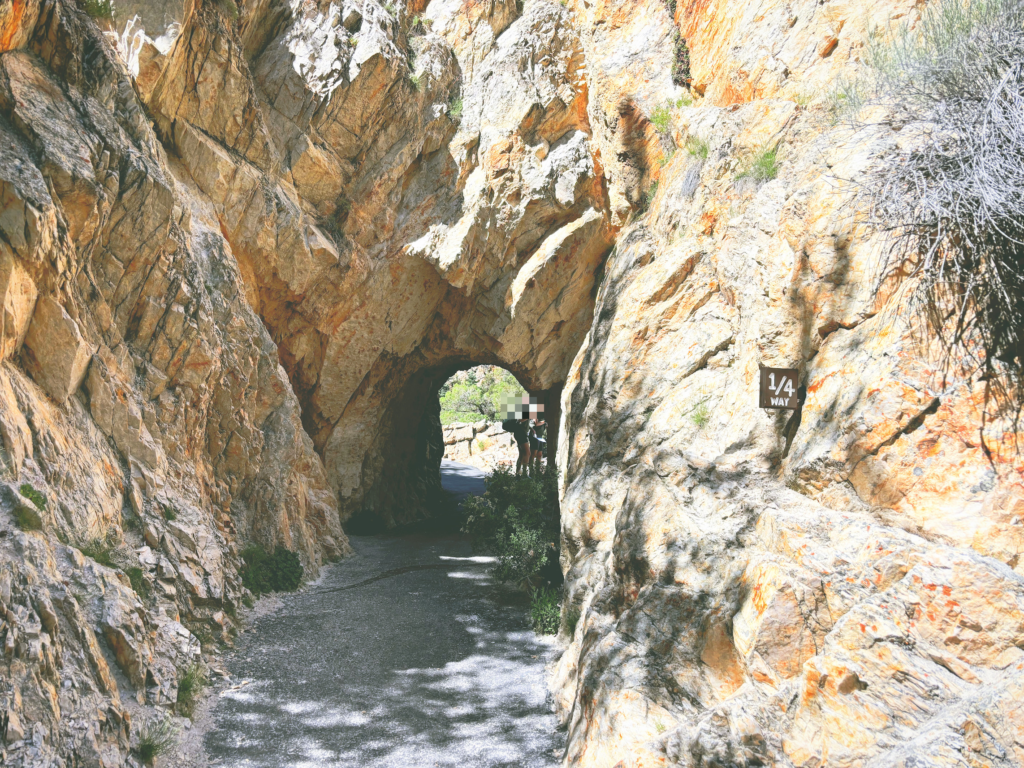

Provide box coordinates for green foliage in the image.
[216,0,238,20]
[461,466,560,590]
[13,495,43,531]
[126,566,151,601]
[658,147,676,168]
[674,92,693,108]
[80,0,113,19]
[641,181,659,213]
[671,32,691,88]
[826,0,1024,406]
[242,594,255,609]
[448,96,463,121]
[409,73,421,91]
[685,136,709,160]
[163,505,177,522]
[80,540,116,569]
[349,35,358,46]
[19,484,45,511]
[383,1,396,16]
[439,366,525,425]
[690,399,711,429]
[136,716,176,764]
[240,544,303,595]
[564,604,581,636]
[177,662,208,718]
[655,720,667,734]
[492,507,549,587]
[649,104,672,134]
[736,145,780,182]
[530,586,561,634]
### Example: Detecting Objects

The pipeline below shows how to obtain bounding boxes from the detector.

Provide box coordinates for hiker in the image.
[512,415,532,475]
[529,418,547,474]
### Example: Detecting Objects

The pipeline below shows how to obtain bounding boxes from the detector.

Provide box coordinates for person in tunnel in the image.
[529,417,547,474]
[511,414,532,475]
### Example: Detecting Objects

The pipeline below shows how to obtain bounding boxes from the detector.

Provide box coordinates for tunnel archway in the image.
[341,355,564,533]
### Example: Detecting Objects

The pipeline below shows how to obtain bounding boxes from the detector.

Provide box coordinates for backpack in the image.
[501,418,517,433]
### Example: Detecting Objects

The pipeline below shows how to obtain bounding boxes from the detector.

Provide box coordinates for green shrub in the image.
[650,104,672,134]
[832,0,1024,408]
[685,136,709,160]
[13,505,43,531]
[136,716,176,764]
[492,507,549,587]
[641,180,659,213]
[674,92,693,108]
[126,566,151,601]
[80,0,113,19]
[19,484,45,511]
[690,400,711,429]
[448,96,463,121]
[163,505,177,522]
[383,1,396,16]
[671,32,690,88]
[177,661,208,718]
[216,0,238,20]
[736,145,780,182]
[240,544,303,595]
[409,73,421,91]
[80,540,116,569]
[565,604,581,636]
[530,586,561,634]
[461,465,561,589]
[242,594,255,609]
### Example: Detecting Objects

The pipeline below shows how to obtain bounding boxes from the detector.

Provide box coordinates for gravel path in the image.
[201,461,562,767]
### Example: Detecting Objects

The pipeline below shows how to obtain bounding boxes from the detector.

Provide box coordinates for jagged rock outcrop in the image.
[0,0,1022,763]
[552,0,1024,765]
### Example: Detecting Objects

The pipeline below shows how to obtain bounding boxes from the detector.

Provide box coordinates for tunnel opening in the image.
[341,360,563,540]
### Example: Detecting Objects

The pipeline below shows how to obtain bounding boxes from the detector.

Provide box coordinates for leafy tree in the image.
[439,365,525,424]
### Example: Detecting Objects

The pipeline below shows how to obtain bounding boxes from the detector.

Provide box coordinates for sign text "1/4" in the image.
[759,367,800,410]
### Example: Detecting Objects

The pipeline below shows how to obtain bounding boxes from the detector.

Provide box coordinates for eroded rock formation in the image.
[0,0,1021,763]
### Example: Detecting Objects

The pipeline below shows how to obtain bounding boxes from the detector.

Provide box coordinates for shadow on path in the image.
[204,463,561,767]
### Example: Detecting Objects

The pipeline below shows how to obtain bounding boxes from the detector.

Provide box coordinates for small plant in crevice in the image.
[658,147,676,168]
[671,31,691,88]
[655,720,667,734]
[685,136,709,160]
[79,539,117,569]
[176,661,209,718]
[20,483,46,511]
[690,399,712,430]
[409,73,422,91]
[240,544,304,595]
[530,586,561,635]
[641,181,659,214]
[564,603,581,636]
[736,145,780,183]
[136,716,177,764]
[163,504,178,522]
[448,95,464,120]
[383,0,396,17]
[80,0,113,19]
[125,566,151,601]
[649,104,672,135]
[215,0,239,20]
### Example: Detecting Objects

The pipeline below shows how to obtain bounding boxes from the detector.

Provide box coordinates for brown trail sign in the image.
[759,367,800,410]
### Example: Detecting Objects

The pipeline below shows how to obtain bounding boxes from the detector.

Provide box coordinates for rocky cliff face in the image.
[0,0,1021,763]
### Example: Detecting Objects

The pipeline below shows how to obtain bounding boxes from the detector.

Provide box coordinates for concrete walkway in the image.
[203,461,562,767]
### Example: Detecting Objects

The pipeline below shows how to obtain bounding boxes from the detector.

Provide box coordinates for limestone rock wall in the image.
[552,0,1024,765]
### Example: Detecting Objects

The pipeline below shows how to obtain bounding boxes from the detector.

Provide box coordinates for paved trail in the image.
[203,461,562,767]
